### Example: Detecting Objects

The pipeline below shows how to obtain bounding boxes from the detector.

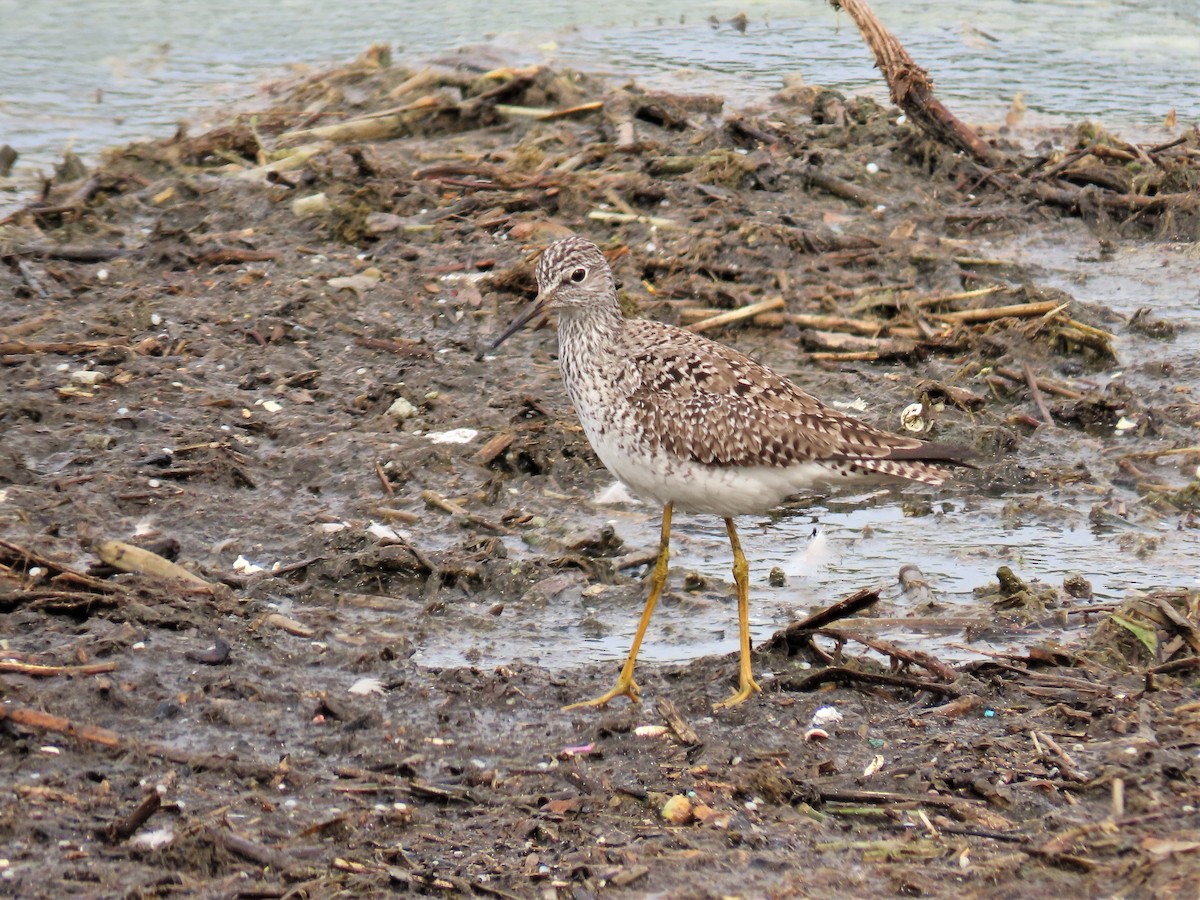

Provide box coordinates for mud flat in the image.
[2,37,1199,898]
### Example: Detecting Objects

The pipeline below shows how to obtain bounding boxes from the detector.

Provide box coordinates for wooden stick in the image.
[420,490,511,533]
[815,629,957,681]
[800,165,886,208]
[808,351,880,361]
[913,285,1007,308]
[0,660,118,677]
[934,300,1061,323]
[830,0,1002,166]
[1120,446,1200,461]
[104,790,163,842]
[763,587,881,655]
[374,460,395,497]
[778,665,961,697]
[686,296,786,333]
[1022,362,1056,428]
[0,340,120,356]
[0,704,123,748]
[993,366,1084,400]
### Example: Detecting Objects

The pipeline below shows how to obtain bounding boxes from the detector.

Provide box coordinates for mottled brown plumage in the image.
[492,235,970,711]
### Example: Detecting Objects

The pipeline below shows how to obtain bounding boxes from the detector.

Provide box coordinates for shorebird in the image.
[493,235,969,711]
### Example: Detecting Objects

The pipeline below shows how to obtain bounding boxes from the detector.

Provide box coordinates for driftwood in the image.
[830,0,1001,166]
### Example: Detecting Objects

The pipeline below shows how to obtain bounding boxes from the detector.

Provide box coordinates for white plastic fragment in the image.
[70,370,107,385]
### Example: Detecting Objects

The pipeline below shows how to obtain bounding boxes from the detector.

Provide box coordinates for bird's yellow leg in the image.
[564,503,673,711]
[714,517,762,710]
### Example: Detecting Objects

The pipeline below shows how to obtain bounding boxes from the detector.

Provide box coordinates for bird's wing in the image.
[621,320,927,469]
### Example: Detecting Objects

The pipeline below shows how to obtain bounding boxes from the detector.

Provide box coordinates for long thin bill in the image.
[491,295,548,349]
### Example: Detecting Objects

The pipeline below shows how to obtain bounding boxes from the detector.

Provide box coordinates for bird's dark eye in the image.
[569,268,586,283]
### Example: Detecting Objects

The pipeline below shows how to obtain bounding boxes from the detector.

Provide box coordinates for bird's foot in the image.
[713,674,762,711]
[562,676,642,711]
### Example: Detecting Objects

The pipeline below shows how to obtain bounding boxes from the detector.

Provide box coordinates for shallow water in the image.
[2,0,1197,188]
[415,468,1196,671]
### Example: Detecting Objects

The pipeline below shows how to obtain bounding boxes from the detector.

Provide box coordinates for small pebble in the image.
[661,795,693,824]
[387,397,417,421]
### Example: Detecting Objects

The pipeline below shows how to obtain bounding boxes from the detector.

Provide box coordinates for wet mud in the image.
[2,48,1200,898]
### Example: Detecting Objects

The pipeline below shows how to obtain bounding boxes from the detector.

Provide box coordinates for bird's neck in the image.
[557,302,624,354]
[556,302,625,389]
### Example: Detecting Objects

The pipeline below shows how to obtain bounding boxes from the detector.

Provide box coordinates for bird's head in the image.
[492,236,613,348]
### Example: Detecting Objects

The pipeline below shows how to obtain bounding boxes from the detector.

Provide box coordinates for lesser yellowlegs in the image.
[493,236,969,710]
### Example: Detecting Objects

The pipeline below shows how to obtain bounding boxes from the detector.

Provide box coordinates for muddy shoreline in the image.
[2,48,1200,897]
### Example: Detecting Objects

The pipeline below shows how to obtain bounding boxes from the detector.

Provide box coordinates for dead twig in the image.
[655,696,702,746]
[1022,362,1057,428]
[211,824,297,869]
[777,665,961,697]
[103,789,163,842]
[800,165,887,208]
[762,587,881,656]
[0,660,118,678]
[815,628,957,681]
[421,490,512,534]
[830,0,1002,166]
[933,300,1062,323]
[686,296,786,333]
[0,703,123,748]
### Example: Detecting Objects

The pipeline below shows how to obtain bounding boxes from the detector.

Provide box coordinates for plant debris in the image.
[2,14,1199,896]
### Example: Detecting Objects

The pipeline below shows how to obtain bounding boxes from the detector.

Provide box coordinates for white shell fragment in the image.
[348,677,385,696]
[900,402,927,433]
[292,192,330,217]
[367,522,407,542]
[426,428,479,444]
[232,555,267,575]
[387,397,417,421]
[128,827,175,851]
[811,706,843,727]
[634,724,669,739]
